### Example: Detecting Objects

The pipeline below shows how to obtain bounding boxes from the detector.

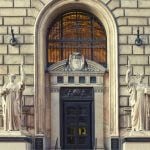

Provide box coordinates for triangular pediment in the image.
[48,59,106,74]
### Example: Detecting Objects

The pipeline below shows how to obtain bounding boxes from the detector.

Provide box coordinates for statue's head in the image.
[8,74,16,82]
[137,73,144,84]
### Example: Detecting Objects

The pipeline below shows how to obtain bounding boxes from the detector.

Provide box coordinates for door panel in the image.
[62,102,92,149]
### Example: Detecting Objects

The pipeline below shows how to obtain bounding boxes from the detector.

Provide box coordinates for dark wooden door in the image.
[62,101,92,149]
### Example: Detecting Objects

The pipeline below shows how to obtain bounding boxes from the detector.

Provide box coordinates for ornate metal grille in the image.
[47,10,107,67]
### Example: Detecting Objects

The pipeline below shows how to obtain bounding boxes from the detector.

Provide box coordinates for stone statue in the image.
[0,64,25,131]
[125,60,148,131]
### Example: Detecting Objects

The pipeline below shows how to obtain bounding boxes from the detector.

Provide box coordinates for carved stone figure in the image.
[125,60,149,131]
[0,64,25,131]
[65,52,88,71]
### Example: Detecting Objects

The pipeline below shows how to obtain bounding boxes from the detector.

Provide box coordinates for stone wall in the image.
[0,0,150,134]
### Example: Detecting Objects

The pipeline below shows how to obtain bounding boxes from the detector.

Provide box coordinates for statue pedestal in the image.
[0,131,32,150]
[123,132,150,150]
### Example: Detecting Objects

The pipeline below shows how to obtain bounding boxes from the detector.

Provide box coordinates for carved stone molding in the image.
[50,87,60,93]
[94,86,104,93]
[48,59,106,74]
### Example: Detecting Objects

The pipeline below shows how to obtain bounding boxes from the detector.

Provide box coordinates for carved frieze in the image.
[48,57,106,74]
[60,87,94,100]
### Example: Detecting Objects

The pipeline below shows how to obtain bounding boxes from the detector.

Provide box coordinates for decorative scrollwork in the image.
[60,87,93,100]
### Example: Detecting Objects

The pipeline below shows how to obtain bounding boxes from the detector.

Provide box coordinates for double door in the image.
[61,101,93,149]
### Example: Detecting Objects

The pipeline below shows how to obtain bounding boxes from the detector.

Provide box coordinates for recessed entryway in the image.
[60,87,94,149]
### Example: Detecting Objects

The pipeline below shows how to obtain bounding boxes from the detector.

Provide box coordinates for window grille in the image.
[47,10,107,67]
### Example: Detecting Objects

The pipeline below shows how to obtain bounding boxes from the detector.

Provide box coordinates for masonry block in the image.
[24,96,34,106]
[119,55,127,64]
[23,86,34,96]
[14,0,30,7]
[121,0,137,8]
[4,55,23,64]
[119,35,127,44]
[120,97,129,107]
[0,8,26,16]
[120,113,130,128]
[125,9,150,17]
[119,75,127,86]
[143,76,149,84]
[119,66,128,75]
[24,55,34,64]
[31,0,44,10]
[113,8,124,18]
[0,0,13,7]
[0,45,7,54]
[129,55,148,64]
[20,26,34,34]
[0,18,2,25]
[0,65,7,75]
[25,75,34,85]
[8,45,19,54]
[24,17,36,25]
[138,0,150,8]
[8,65,19,74]
[0,76,3,85]
[119,26,132,34]
[145,45,150,54]
[144,27,150,34]
[108,0,120,10]
[27,8,39,18]
[23,65,34,74]
[4,17,23,25]
[0,55,3,64]
[119,76,126,86]
[0,26,7,34]
[120,86,129,96]
[133,45,144,54]
[133,66,144,75]
[24,35,34,44]
[119,45,132,54]
[20,45,34,54]
[117,17,127,26]
[128,18,147,25]
[0,35,3,44]
[145,66,150,75]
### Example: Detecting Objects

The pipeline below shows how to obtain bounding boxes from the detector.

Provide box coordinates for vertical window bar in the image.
[60,16,63,60]
[90,16,93,60]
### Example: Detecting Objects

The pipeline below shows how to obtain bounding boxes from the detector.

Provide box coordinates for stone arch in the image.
[34,0,118,136]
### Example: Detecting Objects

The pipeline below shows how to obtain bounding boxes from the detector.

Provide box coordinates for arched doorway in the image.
[46,11,107,149]
[35,0,118,149]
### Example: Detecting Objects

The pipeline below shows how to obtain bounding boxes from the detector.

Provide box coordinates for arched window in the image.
[47,10,107,67]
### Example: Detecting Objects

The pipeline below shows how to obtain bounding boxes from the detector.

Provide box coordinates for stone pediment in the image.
[48,59,106,74]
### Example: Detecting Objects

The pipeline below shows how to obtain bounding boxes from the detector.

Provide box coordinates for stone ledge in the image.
[0,131,32,143]
[123,137,150,143]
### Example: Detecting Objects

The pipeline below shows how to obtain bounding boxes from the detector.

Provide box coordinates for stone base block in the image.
[123,137,150,150]
[0,135,32,150]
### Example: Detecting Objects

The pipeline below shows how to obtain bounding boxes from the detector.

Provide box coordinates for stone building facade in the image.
[0,0,150,149]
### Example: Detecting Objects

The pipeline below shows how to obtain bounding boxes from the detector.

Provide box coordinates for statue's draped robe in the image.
[2,82,24,131]
[129,83,146,131]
